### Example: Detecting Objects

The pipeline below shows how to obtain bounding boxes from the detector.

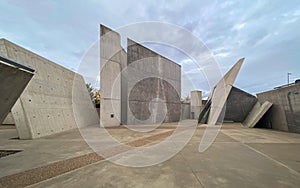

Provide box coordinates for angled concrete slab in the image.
[0,55,34,124]
[206,58,245,125]
[0,39,98,139]
[243,101,273,128]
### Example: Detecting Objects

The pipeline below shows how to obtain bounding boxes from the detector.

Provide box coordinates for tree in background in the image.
[94,90,100,108]
[86,83,95,101]
[86,83,101,108]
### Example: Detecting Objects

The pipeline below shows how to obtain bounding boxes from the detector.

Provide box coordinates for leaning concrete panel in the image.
[207,58,244,125]
[243,101,273,128]
[0,39,98,139]
[126,39,181,124]
[0,56,34,124]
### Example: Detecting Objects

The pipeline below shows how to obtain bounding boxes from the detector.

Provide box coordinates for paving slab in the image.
[0,123,300,188]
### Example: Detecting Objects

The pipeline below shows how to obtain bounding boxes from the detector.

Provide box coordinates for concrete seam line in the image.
[242,143,300,176]
[221,130,300,176]
[0,129,175,187]
[177,152,205,188]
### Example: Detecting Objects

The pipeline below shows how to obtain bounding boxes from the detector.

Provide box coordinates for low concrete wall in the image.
[257,84,300,133]
[0,39,99,139]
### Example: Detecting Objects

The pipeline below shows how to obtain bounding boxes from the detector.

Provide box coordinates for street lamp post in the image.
[287,72,292,85]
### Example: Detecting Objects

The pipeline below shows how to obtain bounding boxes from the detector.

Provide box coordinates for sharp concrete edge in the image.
[243,101,273,128]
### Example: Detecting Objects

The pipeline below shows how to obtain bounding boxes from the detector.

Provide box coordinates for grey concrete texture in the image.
[257,84,300,133]
[190,90,202,120]
[243,101,273,128]
[224,86,257,122]
[1,112,15,125]
[206,58,244,125]
[100,25,125,127]
[0,123,298,188]
[180,103,190,120]
[0,39,98,139]
[126,39,181,124]
[0,57,33,124]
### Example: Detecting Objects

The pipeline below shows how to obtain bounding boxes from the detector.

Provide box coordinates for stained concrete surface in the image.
[0,122,300,188]
[257,84,300,133]
[225,87,257,122]
[126,39,181,124]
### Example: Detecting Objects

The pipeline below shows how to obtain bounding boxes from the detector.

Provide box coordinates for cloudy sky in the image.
[1,0,300,97]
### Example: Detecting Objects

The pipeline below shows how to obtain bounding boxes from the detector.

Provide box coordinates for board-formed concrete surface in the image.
[0,123,299,188]
[0,55,34,125]
[243,101,273,128]
[126,39,181,124]
[224,87,257,122]
[0,39,98,139]
[257,84,300,133]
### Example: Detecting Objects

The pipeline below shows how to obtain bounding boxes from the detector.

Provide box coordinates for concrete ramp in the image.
[0,56,34,124]
[243,101,273,128]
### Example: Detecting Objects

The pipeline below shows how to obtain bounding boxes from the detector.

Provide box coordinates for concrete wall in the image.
[190,91,202,120]
[257,84,300,133]
[181,103,191,120]
[224,87,257,122]
[0,55,33,124]
[0,39,98,139]
[126,39,181,124]
[100,25,125,127]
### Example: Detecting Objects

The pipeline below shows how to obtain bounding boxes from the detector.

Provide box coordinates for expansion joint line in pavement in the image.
[0,129,175,188]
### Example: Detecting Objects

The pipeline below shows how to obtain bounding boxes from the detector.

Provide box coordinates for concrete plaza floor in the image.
[0,121,300,188]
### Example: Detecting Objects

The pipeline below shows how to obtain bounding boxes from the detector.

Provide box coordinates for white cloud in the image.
[233,23,246,31]
[0,0,299,95]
